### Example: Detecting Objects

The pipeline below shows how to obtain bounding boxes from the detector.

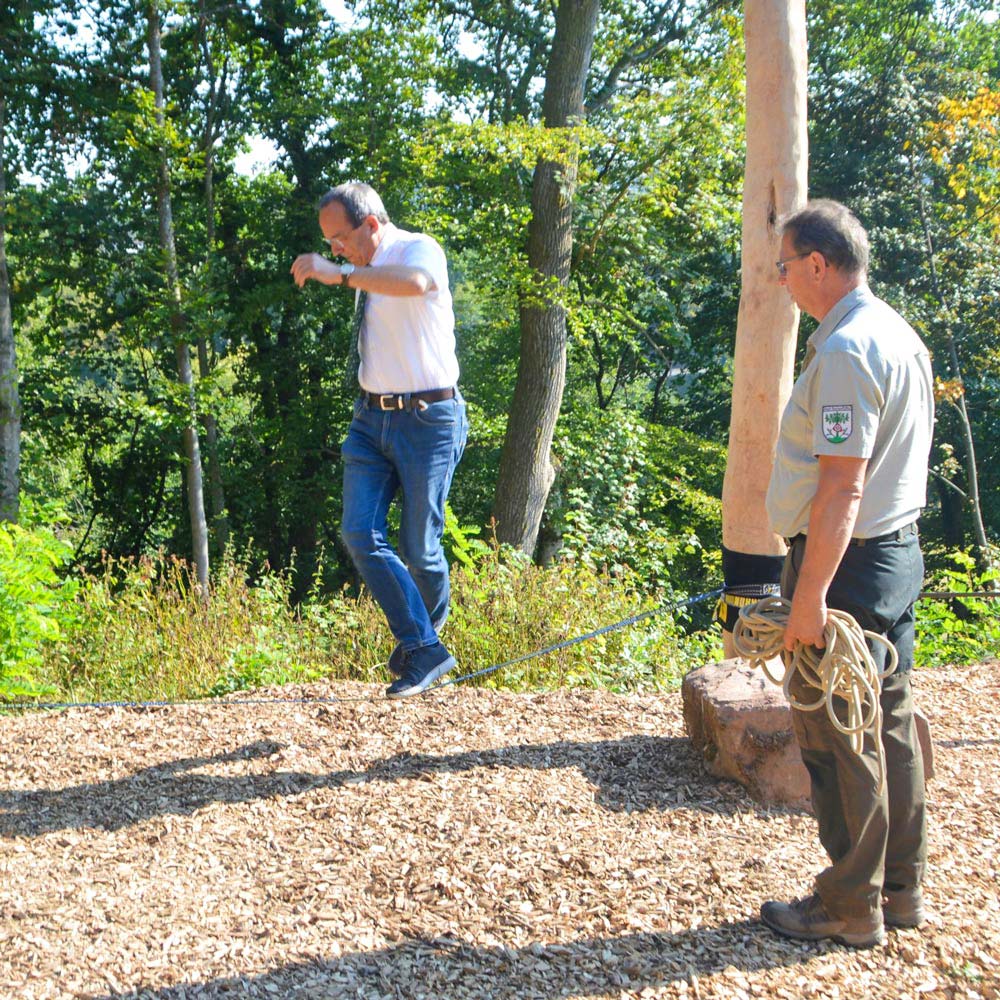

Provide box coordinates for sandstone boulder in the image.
[682,659,935,809]
[682,658,811,809]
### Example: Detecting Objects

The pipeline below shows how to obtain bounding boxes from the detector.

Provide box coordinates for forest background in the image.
[1,0,999,703]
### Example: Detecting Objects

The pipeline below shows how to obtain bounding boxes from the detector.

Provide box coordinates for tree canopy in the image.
[3,0,998,597]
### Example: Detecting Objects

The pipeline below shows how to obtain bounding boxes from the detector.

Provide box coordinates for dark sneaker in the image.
[388,615,447,677]
[385,641,456,698]
[760,894,885,948]
[883,887,925,928]
[387,644,408,677]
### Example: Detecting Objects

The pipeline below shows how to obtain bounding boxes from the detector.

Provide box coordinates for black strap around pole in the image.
[716,545,785,632]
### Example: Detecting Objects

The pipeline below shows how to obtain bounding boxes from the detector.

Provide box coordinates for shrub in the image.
[546,407,722,600]
[446,544,722,692]
[0,519,78,699]
[41,552,394,702]
[915,547,1000,668]
[36,542,724,703]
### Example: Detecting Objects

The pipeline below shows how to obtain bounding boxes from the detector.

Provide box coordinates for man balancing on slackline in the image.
[291,182,468,698]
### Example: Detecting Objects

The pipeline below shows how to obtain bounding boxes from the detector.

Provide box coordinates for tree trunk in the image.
[492,0,601,555]
[720,0,808,654]
[197,0,230,558]
[147,2,211,594]
[908,158,992,573]
[0,95,20,523]
[196,341,228,555]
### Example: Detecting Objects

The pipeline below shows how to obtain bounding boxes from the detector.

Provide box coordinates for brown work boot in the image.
[883,887,925,928]
[760,893,886,948]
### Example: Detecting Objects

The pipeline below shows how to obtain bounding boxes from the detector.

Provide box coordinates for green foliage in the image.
[564,13,745,434]
[20,533,1000,707]
[7,0,1000,669]
[41,552,389,703]
[0,516,78,699]
[445,545,722,694]
[442,502,492,569]
[915,547,1000,668]
[547,407,723,598]
[32,542,723,704]
[808,0,1000,545]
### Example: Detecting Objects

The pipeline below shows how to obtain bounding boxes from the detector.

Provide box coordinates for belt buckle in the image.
[378,393,398,411]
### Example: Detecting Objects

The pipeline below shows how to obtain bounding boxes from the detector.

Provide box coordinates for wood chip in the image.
[0,666,997,998]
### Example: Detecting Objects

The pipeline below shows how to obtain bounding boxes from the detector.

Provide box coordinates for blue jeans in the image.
[340,392,468,651]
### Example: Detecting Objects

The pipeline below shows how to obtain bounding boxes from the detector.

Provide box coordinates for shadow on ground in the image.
[93,920,814,1000]
[1,733,780,838]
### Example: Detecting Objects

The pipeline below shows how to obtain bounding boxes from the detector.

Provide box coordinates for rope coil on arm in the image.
[731,596,898,792]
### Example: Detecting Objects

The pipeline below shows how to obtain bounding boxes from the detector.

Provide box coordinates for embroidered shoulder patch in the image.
[822,405,853,444]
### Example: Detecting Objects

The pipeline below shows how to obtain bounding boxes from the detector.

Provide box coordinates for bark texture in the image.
[0,95,20,523]
[721,0,808,655]
[492,0,601,555]
[148,3,211,593]
[196,0,230,557]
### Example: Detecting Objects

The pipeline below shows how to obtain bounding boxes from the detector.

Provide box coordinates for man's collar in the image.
[369,222,398,266]
[806,284,872,353]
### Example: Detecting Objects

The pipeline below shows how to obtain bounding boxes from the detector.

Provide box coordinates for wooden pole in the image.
[720,0,808,655]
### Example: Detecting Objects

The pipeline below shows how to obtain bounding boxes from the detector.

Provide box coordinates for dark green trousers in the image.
[782,530,927,919]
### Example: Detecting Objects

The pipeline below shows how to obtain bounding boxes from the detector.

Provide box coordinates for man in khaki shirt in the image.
[761,200,933,948]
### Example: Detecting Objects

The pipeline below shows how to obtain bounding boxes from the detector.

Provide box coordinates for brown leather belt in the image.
[361,387,455,411]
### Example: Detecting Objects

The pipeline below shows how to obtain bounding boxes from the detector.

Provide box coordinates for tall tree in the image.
[0,0,64,521]
[147,0,210,591]
[487,0,697,556]
[719,0,807,652]
[0,0,84,522]
[807,0,1000,554]
[492,0,602,553]
[0,91,17,522]
[193,0,240,556]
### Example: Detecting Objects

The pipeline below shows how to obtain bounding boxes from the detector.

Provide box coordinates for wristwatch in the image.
[339,263,355,286]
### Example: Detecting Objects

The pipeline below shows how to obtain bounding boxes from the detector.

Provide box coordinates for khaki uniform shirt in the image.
[766,286,934,540]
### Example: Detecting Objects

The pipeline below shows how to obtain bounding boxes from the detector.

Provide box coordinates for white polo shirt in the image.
[357,224,460,394]
[766,286,934,540]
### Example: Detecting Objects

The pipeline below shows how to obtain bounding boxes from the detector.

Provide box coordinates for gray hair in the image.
[319,182,390,226]
[781,199,869,277]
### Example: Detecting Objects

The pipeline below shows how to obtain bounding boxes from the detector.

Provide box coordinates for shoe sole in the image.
[385,656,456,698]
[760,911,886,949]
[884,912,925,929]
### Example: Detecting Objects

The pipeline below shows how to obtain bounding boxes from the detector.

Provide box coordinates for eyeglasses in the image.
[323,219,365,251]
[775,251,813,277]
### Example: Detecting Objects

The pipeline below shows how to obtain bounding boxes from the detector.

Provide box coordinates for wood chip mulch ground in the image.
[1,662,998,1000]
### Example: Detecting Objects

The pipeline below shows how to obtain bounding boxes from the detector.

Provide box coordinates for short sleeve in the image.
[811,351,882,459]
[400,237,449,294]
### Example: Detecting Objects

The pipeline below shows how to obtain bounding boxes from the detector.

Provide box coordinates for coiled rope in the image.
[731,595,898,791]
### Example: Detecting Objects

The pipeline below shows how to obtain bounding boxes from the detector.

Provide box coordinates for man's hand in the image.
[291,253,339,287]
[783,591,829,651]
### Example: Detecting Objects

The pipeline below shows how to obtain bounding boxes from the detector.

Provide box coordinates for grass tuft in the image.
[38,548,722,704]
